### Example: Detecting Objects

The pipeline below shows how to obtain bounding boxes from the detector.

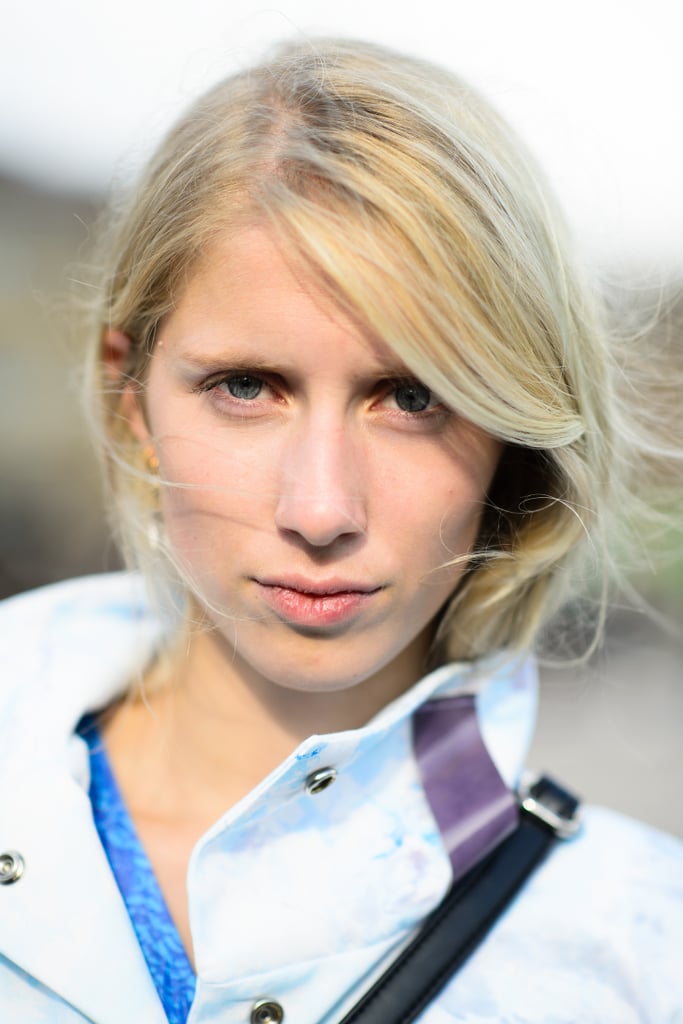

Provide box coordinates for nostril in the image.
[274,492,367,547]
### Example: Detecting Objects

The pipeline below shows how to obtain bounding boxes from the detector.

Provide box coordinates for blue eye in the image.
[394,380,432,412]
[222,374,263,400]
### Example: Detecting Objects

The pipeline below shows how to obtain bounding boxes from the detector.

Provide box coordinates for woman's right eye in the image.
[217,374,264,401]
[193,370,277,415]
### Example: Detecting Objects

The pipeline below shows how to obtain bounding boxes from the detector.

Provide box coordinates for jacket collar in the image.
[0,573,536,1017]
[0,574,168,1022]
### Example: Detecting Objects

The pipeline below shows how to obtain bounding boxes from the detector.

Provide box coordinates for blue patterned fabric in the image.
[78,715,196,1023]
[2,575,683,1023]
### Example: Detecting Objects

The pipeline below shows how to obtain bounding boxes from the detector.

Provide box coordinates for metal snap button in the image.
[0,851,25,885]
[250,998,284,1024]
[305,766,337,795]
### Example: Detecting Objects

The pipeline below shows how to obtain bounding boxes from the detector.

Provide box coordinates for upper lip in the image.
[255,575,382,596]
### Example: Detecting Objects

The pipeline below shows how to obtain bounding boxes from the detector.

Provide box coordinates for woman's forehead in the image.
[159,224,411,374]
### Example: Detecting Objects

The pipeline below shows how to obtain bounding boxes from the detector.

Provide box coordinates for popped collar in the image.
[0,573,536,1024]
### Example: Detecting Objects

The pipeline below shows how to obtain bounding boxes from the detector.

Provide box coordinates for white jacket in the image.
[1,574,682,1023]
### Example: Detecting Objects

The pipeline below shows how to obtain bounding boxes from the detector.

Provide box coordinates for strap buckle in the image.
[517,773,582,839]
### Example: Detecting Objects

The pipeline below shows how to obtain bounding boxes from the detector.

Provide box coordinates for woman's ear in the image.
[101,329,151,445]
[102,329,132,382]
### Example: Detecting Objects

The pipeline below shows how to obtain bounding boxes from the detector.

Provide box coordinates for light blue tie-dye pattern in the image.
[0,573,682,1024]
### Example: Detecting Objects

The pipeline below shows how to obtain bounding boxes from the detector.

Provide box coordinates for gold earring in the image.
[143,444,159,473]
[142,444,163,550]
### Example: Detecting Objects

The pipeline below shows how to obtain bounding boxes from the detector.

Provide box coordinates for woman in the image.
[0,38,681,1023]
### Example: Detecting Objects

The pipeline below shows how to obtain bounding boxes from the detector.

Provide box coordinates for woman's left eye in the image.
[392,380,433,413]
[383,379,442,414]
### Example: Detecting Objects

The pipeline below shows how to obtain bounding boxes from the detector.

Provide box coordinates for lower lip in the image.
[256,584,377,628]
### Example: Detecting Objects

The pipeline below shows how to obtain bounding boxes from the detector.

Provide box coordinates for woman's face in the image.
[125,227,501,702]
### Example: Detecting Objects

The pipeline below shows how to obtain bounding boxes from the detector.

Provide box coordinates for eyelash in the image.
[195,371,279,408]
[195,371,447,419]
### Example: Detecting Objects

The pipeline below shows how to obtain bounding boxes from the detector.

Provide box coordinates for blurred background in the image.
[1,0,681,833]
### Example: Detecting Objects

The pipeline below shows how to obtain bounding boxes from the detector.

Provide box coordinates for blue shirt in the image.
[0,573,682,1023]
[79,715,196,1023]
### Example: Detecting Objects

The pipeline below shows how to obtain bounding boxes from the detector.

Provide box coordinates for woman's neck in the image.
[102,621,430,829]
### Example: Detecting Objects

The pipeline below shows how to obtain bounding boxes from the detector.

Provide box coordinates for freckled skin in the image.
[104,227,502,959]
[126,226,501,709]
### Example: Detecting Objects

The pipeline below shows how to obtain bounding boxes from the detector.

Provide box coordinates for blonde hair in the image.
[87,37,680,663]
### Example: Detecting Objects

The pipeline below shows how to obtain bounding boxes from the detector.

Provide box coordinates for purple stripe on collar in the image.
[414,694,518,883]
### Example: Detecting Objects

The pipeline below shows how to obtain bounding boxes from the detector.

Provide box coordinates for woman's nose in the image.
[274,418,367,548]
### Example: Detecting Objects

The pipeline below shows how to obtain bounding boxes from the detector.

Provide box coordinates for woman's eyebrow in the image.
[175,352,285,373]
[172,349,414,380]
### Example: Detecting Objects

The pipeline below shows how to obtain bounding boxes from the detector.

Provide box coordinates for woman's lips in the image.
[254,578,382,629]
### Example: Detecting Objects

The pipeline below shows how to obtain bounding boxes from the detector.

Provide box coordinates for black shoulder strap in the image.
[338,776,580,1024]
